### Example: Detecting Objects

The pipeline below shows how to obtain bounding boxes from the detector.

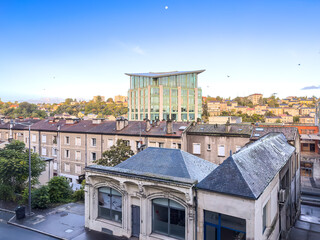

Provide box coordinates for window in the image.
[41,147,47,156]
[65,136,70,145]
[91,138,97,147]
[75,137,81,146]
[53,162,58,170]
[92,152,96,161]
[153,198,185,239]
[193,143,201,154]
[158,142,164,148]
[98,187,122,223]
[41,135,46,143]
[263,204,267,233]
[65,149,70,158]
[236,146,241,152]
[75,151,81,160]
[33,146,36,152]
[64,163,70,172]
[204,211,246,240]
[75,165,81,174]
[207,144,211,151]
[172,143,177,149]
[53,136,57,144]
[108,139,114,148]
[218,145,225,157]
[123,140,130,146]
[52,148,57,156]
[178,143,181,149]
[32,134,36,142]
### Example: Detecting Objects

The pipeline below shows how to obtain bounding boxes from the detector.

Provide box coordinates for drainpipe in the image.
[195,187,198,240]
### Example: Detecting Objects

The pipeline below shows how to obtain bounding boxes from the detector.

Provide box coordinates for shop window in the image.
[98,187,122,223]
[204,211,246,240]
[153,198,185,239]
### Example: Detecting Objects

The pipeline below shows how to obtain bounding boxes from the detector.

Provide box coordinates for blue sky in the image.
[0,0,319,102]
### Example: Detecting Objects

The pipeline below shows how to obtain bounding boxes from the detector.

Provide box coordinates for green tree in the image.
[94,139,134,166]
[293,116,300,123]
[0,141,46,200]
[48,176,73,203]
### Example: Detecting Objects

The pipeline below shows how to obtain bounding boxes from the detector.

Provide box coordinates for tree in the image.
[48,176,73,203]
[94,139,134,166]
[0,140,46,200]
[293,116,300,123]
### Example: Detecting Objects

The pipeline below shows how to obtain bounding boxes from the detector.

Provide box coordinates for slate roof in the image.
[125,70,205,78]
[115,147,217,182]
[0,119,41,130]
[197,133,295,199]
[251,126,298,141]
[0,119,188,138]
[187,124,252,136]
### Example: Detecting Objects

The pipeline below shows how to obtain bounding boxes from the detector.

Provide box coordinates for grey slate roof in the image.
[125,70,205,78]
[197,133,295,199]
[187,124,252,136]
[251,126,298,141]
[115,147,217,182]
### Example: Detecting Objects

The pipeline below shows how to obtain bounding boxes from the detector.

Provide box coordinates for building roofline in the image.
[125,70,205,77]
[86,165,197,186]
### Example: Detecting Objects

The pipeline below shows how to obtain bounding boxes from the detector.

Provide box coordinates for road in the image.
[0,222,58,240]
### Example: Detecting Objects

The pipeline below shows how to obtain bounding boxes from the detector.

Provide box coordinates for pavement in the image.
[0,202,128,240]
[0,222,57,240]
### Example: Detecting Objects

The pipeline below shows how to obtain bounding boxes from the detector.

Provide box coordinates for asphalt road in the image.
[0,222,58,240]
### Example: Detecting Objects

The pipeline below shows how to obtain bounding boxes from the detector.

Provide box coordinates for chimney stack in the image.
[146,119,151,132]
[226,118,231,133]
[166,119,173,134]
[156,118,160,127]
[116,117,127,131]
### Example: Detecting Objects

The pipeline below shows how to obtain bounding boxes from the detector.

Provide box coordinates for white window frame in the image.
[108,139,114,148]
[218,145,225,157]
[53,162,58,170]
[32,134,36,142]
[41,147,47,156]
[65,149,70,158]
[158,142,164,148]
[75,151,81,160]
[91,138,97,147]
[52,147,57,156]
[65,136,70,145]
[91,152,97,161]
[193,143,201,155]
[207,144,211,151]
[75,164,81,174]
[41,135,46,143]
[75,137,81,146]
[64,163,70,172]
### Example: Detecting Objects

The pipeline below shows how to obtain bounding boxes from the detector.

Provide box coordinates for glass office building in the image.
[127,70,204,121]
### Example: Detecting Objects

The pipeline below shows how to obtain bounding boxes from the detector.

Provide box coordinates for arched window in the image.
[98,187,122,223]
[152,198,185,239]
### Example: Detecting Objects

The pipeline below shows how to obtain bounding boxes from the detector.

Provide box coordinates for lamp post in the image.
[14,121,32,216]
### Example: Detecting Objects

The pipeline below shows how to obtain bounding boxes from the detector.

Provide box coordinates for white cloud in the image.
[132,46,145,55]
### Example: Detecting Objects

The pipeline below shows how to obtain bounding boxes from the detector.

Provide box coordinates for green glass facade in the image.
[127,71,204,121]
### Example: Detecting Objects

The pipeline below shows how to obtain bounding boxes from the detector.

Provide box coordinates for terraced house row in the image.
[0,117,188,188]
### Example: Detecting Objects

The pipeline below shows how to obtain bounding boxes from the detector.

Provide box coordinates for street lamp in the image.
[12,121,33,216]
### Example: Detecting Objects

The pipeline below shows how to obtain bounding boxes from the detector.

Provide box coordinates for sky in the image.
[0,0,320,102]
